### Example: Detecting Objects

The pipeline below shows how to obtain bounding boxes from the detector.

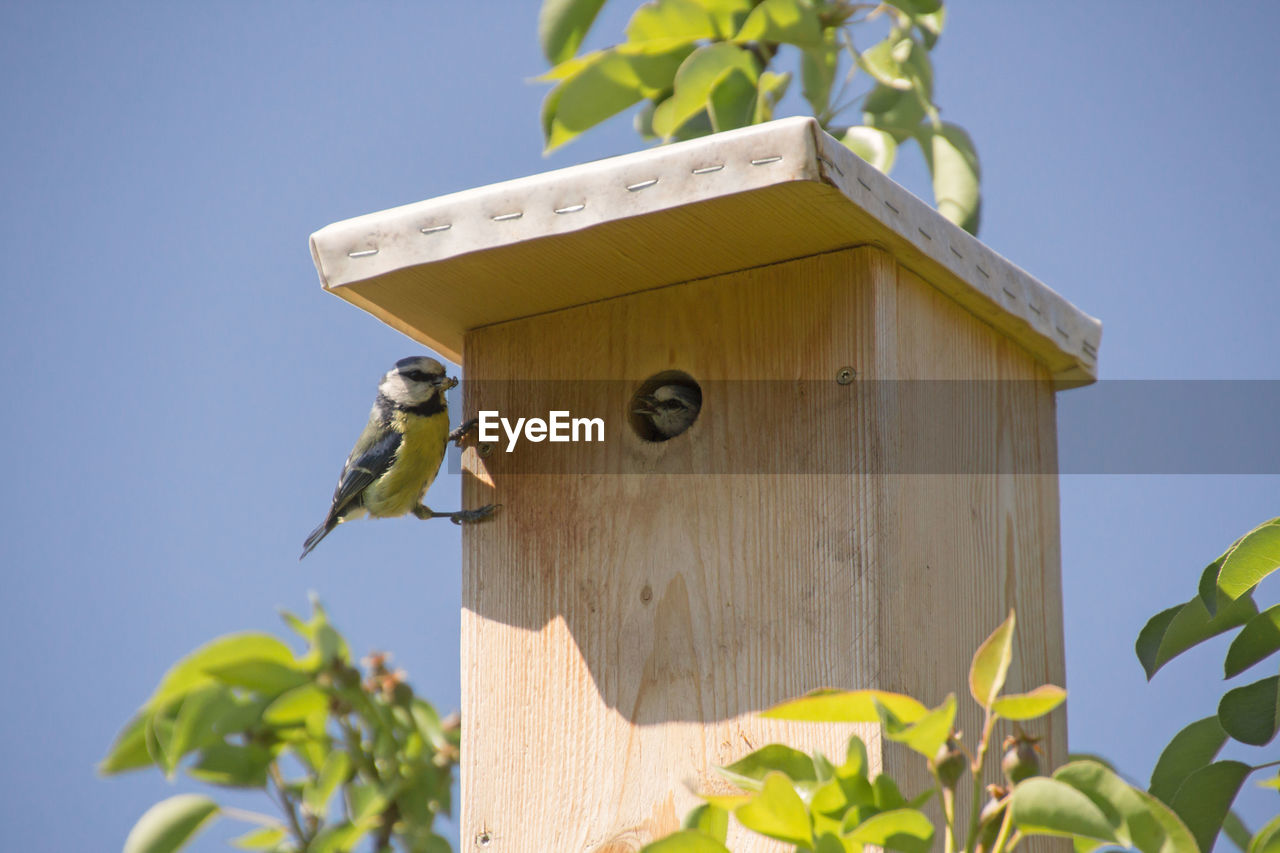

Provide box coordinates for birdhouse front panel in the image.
[458,247,1063,851]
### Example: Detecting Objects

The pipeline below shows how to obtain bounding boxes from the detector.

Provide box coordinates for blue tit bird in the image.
[300,356,496,559]
[632,382,702,441]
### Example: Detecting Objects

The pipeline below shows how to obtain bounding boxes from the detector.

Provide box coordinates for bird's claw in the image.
[449,417,479,447]
[448,504,500,525]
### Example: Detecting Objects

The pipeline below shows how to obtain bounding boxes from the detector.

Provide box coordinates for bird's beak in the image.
[441,375,459,390]
[632,395,657,416]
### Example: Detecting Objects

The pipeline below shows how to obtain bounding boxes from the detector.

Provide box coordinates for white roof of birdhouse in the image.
[310,117,1099,386]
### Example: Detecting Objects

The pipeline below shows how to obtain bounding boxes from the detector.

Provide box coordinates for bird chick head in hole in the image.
[632,383,701,440]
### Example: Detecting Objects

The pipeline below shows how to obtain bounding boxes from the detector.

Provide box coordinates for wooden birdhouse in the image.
[309,117,1100,852]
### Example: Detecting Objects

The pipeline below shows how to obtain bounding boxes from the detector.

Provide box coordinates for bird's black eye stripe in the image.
[400,370,437,383]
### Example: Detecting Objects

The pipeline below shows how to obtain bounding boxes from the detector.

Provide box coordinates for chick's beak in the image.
[632,395,657,416]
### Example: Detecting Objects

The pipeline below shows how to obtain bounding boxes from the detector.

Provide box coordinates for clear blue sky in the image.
[1,2,1277,850]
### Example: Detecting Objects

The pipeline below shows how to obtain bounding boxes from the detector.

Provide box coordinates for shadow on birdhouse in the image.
[628,370,702,442]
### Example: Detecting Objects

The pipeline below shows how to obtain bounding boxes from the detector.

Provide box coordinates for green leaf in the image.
[1169,761,1252,853]
[970,611,1015,709]
[801,33,840,118]
[187,743,272,787]
[640,830,732,853]
[991,684,1068,721]
[694,0,755,38]
[734,771,813,847]
[718,743,818,790]
[873,774,908,810]
[880,693,955,758]
[683,804,729,843]
[812,775,874,818]
[166,685,237,775]
[811,735,876,816]
[911,8,946,49]
[919,122,982,234]
[652,43,757,139]
[1219,675,1280,746]
[313,624,348,667]
[304,750,353,818]
[1224,810,1253,852]
[1198,554,1230,613]
[1053,760,1199,853]
[1227,604,1280,677]
[410,698,447,750]
[538,0,608,64]
[763,688,928,723]
[860,37,912,90]
[753,70,790,124]
[1216,518,1280,603]
[279,608,312,641]
[845,808,934,853]
[840,126,897,173]
[860,36,931,97]
[146,633,302,711]
[206,659,310,696]
[814,833,858,853]
[146,711,177,771]
[1136,592,1258,680]
[626,0,717,43]
[1149,715,1228,803]
[734,0,822,48]
[124,794,220,853]
[309,821,369,853]
[1010,777,1117,842]
[707,67,758,132]
[347,783,389,823]
[884,0,942,14]
[230,826,287,851]
[545,44,695,151]
[1249,814,1280,853]
[263,684,328,729]
[843,734,869,777]
[101,713,156,774]
[862,85,927,138]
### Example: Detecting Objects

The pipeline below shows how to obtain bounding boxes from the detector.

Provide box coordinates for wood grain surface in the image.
[458,246,1065,852]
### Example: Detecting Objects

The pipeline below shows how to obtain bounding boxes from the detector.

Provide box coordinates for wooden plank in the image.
[458,247,1066,851]
[310,118,1100,387]
[877,265,1066,841]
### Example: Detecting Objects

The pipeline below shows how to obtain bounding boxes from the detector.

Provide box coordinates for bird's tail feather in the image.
[300,520,336,560]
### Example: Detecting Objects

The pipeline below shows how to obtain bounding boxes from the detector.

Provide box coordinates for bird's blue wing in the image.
[327,427,401,519]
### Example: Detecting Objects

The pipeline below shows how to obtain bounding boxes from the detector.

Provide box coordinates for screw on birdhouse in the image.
[836,367,856,385]
[629,370,702,442]
[626,178,658,192]
[478,442,494,458]
[420,223,451,234]
[475,831,493,847]
[491,211,522,222]
[691,164,724,174]
[554,203,585,214]
[751,155,783,165]
[347,248,378,258]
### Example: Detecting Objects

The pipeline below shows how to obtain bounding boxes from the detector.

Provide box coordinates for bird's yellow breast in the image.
[362,409,450,518]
